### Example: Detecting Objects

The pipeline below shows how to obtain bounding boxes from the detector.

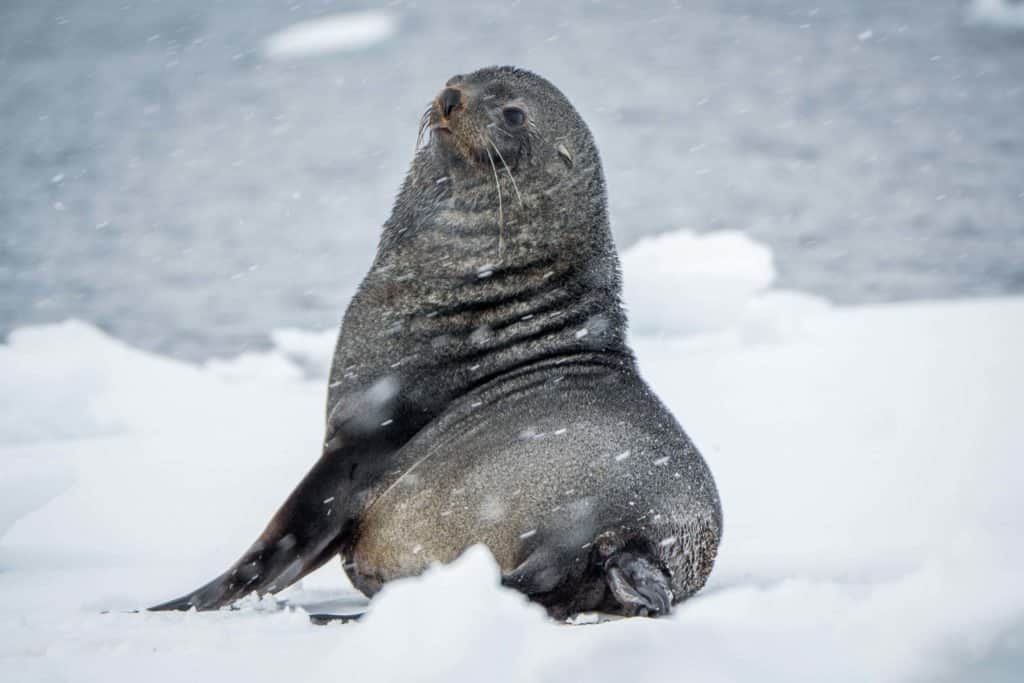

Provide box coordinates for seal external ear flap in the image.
[556,143,574,168]
[604,551,673,617]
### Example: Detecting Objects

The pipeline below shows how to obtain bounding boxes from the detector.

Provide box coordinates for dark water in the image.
[2,0,1022,360]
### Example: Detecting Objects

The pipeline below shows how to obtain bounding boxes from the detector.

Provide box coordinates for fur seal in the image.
[151,66,722,618]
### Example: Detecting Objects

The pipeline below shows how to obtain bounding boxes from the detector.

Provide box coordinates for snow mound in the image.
[203,327,336,382]
[0,451,75,541]
[205,350,306,383]
[0,320,108,444]
[0,319,214,444]
[317,546,549,683]
[621,230,784,336]
[263,11,398,61]
[269,327,338,378]
[966,0,1024,30]
[0,320,324,560]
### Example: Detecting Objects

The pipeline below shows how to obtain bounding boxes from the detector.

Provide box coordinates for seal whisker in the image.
[484,145,505,261]
[416,106,434,150]
[487,138,524,208]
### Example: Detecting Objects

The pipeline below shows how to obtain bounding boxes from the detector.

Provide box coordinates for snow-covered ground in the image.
[2,231,1021,681]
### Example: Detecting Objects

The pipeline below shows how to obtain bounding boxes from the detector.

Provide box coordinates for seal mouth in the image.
[425,110,480,161]
[417,106,455,152]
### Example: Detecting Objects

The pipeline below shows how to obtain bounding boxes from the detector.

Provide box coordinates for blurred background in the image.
[1,0,1022,361]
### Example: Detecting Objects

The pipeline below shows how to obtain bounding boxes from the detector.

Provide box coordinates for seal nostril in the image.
[439,87,461,118]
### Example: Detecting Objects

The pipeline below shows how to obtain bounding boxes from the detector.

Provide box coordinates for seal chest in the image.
[150,66,721,620]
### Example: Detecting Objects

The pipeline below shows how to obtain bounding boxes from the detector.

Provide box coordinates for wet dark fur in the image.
[151,66,722,619]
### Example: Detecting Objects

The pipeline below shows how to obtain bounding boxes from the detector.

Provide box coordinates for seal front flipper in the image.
[501,543,673,619]
[604,551,673,617]
[150,450,354,611]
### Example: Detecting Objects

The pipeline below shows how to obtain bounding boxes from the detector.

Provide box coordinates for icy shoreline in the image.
[2,231,1022,681]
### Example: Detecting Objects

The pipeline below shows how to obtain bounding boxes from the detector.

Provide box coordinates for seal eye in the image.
[502,107,526,127]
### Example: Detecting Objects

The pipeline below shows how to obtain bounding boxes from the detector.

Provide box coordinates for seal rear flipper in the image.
[604,551,673,617]
[148,530,345,611]
[150,452,353,612]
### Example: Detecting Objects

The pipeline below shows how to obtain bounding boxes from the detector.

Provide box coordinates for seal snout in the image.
[438,87,462,118]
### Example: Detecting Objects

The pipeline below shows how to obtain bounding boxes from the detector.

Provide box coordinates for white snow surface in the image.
[2,231,1023,681]
[262,11,398,61]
